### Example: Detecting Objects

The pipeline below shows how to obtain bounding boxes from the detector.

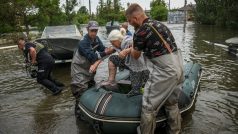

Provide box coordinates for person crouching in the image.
[17,37,65,95]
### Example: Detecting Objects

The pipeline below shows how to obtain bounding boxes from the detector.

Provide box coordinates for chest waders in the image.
[139,23,184,134]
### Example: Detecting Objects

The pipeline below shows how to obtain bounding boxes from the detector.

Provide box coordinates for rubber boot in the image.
[51,79,65,87]
[52,86,63,95]
[75,100,81,118]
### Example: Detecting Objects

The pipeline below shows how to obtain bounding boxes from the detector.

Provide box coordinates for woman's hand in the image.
[104,47,115,55]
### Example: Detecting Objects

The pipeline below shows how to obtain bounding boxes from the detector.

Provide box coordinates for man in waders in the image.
[125,4,184,134]
[71,21,114,114]
[17,38,65,95]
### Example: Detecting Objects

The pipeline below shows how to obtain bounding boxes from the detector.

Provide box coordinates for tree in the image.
[0,0,38,37]
[96,0,125,25]
[63,0,78,24]
[76,6,90,25]
[36,0,67,30]
[113,0,120,12]
[0,0,18,33]
[150,0,168,21]
[195,0,238,28]
[78,6,89,14]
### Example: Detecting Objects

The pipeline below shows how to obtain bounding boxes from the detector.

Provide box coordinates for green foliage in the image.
[118,11,126,22]
[0,1,16,33]
[63,0,78,24]
[36,0,67,30]
[151,5,168,21]
[0,24,15,34]
[96,0,126,25]
[0,0,128,34]
[78,6,89,14]
[195,0,238,28]
[150,0,168,21]
[75,14,89,24]
[0,0,78,34]
[0,0,37,34]
[75,6,90,25]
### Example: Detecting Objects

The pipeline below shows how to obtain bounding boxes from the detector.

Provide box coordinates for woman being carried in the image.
[101,29,149,97]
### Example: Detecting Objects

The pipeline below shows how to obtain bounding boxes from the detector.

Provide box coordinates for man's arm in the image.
[29,47,37,64]
[97,38,115,56]
[130,47,141,59]
[89,59,102,73]
[131,24,149,59]
[96,38,110,57]
[96,37,106,52]
[78,40,100,63]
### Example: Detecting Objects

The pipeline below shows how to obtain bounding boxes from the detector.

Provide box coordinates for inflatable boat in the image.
[77,62,202,134]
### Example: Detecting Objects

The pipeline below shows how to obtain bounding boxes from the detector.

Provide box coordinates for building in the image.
[168,11,185,24]
[168,4,195,24]
[178,4,196,21]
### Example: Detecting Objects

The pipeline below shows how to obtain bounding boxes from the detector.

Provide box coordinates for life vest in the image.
[23,41,45,63]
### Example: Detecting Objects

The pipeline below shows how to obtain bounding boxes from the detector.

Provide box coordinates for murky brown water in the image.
[0,23,238,134]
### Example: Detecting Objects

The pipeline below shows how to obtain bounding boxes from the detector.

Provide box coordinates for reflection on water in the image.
[0,22,238,134]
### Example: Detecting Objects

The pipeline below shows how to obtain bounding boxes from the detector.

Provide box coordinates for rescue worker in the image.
[125,4,184,134]
[17,37,65,95]
[71,21,114,100]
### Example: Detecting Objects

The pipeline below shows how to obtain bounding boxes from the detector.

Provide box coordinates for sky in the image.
[77,0,196,13]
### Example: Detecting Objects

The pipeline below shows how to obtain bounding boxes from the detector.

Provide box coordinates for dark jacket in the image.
[77,34,106,64]
[23,42,47,63]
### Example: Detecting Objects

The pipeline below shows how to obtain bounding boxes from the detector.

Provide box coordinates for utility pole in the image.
[89,0,91,19]
[169,0,170,11]
[183,0,187,33]
[168,0,171,24]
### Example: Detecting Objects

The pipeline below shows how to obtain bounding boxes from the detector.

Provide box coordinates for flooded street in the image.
[0,22,238,134]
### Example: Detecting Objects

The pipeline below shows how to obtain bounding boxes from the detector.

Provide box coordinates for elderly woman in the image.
[101,29,149,97]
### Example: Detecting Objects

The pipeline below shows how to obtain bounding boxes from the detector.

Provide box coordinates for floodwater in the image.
[0,22,238,134]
